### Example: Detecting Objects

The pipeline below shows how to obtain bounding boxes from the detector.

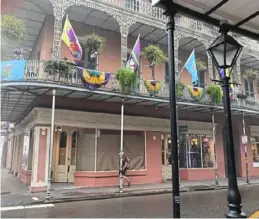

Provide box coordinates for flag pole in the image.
[178,49,195,80]
[119,99,124,193]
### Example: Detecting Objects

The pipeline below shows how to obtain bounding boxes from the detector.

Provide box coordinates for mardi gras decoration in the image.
[144,79,162,96]
[187,86,203,100]
[78,67,111,91]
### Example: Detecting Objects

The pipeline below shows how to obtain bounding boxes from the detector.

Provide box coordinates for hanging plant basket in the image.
[176,82,185,98]
[187,86,203,100]
[85,33,105,54]
[116,68,137,93]
[1,15,26,42]
[196,58,207,72]
[143,44,167,65]
[207,84,222,104]
[243,69,257,81]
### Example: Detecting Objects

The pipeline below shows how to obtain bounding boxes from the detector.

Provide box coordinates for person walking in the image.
[120,154,131,187]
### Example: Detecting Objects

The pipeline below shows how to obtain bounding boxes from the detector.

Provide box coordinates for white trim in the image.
[94,129,97,172]
[144,131,147,170]
[253,162,259,168]
[45,127,51,185]
[31,127,40,186]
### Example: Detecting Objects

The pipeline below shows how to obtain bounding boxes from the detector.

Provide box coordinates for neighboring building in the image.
[1,0,259,192]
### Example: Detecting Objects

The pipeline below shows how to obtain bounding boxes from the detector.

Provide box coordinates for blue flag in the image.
[183,49,198,85]
[126,34,141,72]
[1,60,25,81]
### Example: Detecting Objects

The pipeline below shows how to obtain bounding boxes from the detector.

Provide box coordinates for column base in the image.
[225,204,247,218]
[29,186,47,193]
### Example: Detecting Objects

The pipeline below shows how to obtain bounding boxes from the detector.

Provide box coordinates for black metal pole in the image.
[166,11,180,218]
[223,76,246,218]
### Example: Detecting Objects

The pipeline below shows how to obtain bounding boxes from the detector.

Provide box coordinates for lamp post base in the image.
[225,204,247,218]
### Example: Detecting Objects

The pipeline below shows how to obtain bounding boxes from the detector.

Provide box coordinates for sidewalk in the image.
[1,168,259,207]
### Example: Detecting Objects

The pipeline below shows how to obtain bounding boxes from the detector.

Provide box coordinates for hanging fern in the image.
[143,44,167,65]
[1,15,26,41]
[116,68,138,93]
[85,33,105,54]
[207,84,222,104]
[243,69,257,81]
[196,58,207,72]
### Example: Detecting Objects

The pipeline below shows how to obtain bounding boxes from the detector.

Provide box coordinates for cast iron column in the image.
[166,11,180,218]
[223,76,246,218]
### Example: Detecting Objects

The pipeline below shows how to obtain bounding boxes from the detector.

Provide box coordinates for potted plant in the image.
[143,44,167,79]
[176,81,185,98]
[1,15,26,42]
[196,58,207,72]
[84,33,105,69]
[207,84,222,104]
[44,60,69,81]
[116,68,138,93]
[243,69,257,81]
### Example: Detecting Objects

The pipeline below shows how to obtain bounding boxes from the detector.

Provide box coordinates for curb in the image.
[42,185,228,205]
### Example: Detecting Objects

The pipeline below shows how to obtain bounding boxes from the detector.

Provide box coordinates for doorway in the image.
[161,135,172,180]
[54,128,78,182]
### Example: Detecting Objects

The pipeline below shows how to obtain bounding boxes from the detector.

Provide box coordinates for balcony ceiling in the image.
[174,0,259,37]
[1,0,53,61]
[240,54,259,70]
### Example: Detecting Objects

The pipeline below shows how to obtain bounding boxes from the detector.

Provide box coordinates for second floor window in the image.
[77,47,98,70]
[244,79,254,97]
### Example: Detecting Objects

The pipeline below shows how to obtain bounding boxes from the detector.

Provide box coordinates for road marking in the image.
[1,204,55,212]
[249,210,259,218]
[32,197,39,201]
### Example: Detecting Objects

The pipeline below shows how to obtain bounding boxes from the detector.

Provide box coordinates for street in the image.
[1,184,259,218]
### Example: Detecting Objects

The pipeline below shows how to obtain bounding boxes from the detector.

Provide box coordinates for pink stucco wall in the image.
[74,131,162,187]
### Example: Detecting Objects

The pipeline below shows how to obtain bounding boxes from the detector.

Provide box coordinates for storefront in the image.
[161,121,216,181]
[251,126,259,169]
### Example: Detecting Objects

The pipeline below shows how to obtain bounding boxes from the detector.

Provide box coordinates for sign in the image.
[179,125,188,133]
[1,60,25,81]
[22,130,30,170]
[242,135,248,144]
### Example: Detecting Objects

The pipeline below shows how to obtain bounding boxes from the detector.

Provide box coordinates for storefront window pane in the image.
[58,132,67,165]
[179,134,187,168]
[97,129,145,171]
[76,129,95,171]
[252,137,259,166]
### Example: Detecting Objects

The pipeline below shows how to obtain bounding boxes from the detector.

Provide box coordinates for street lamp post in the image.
[207,21,246,218]
[152,1,180,218]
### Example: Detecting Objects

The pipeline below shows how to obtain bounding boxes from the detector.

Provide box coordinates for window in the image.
[165,62,169,82]
[96,129,145,171]
[76,129,95,171]
[198,70,205,88]
[71,131,78,166]
[58,132,67,165]
[251,136,259,167]
[176,134,214,168]
[244,79,255,97]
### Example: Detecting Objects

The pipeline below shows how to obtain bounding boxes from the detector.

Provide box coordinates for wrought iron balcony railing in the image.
[9,60,257,111]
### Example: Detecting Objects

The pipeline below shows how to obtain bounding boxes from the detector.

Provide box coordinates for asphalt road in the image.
[2,185,259,218]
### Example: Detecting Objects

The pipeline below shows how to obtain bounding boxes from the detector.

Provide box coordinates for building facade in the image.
[1,0,259,192]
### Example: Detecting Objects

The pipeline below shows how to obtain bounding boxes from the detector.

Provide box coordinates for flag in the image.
[126,34,141,72]
[61,15,82,64]
[182,49,198,86]
[1,60,25,81]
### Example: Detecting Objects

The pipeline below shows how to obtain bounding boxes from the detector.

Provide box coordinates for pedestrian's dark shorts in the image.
[120,168,127,176]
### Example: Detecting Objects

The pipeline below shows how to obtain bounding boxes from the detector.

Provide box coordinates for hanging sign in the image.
[241,135,248,144]
[179,125,188,133]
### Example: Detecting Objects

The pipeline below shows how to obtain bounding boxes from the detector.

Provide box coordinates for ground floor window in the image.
[251,136,259,167]
[166,133,215,168]
[75,128,145,172]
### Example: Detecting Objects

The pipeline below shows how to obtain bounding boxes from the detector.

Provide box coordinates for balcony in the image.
[2,60,259,112]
